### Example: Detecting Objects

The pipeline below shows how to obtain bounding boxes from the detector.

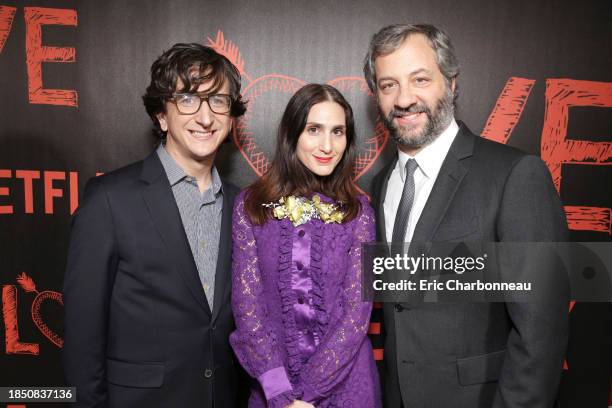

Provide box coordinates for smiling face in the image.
[296,101,348,177]
[156,77,232,172]
[375,33,455,153]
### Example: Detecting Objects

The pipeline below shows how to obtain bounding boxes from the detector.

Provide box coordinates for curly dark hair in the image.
[142,43,247,140]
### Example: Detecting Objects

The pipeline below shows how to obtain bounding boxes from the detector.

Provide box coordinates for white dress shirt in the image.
[384,119,459,243]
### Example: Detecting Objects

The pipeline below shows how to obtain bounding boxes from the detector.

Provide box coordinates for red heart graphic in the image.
[325,76,388,181]
[208,31,388,180]
[31,290,64,348]
[234,74,388,179]
[234,74,306,176]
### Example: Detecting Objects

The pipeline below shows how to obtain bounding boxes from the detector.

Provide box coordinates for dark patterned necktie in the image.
[391,159,418,244]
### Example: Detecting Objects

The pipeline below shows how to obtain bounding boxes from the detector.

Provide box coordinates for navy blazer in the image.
[63,152,244,407]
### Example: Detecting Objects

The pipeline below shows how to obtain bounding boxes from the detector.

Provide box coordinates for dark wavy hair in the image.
[244,83,361,225]
[142,43,247,140]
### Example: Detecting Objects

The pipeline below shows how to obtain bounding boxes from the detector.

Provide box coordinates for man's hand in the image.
[286,400,315,408]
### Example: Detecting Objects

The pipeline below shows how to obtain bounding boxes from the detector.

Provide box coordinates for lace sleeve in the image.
[229,194,296,406]
[298,197,376,403]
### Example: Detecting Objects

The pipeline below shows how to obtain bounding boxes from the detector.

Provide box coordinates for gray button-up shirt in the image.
[157,145,223,310]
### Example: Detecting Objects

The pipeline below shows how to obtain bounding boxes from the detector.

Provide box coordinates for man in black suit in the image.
[63,44,246,407]
[364,24,569,407]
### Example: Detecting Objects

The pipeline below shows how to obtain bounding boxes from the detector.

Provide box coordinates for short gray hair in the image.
[363,24,459,97]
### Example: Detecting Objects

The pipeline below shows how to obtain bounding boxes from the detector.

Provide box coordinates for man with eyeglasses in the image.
[63,43,247,407]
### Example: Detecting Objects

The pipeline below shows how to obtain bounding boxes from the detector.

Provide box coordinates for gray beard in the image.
[383,87,455,149]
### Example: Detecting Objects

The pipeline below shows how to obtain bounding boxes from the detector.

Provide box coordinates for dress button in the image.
[298,296,305,304]
[204,369,213,378]
[296,261,303,270]
[394,303,404,312]
[298,229,305,237]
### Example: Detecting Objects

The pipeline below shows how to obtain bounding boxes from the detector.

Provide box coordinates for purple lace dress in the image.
[230,192,381,408]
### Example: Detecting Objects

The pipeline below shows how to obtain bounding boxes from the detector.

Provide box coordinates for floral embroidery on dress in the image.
[263,195,345,226]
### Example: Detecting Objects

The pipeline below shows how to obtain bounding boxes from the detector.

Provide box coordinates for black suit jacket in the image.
[372,123,569,408]
[63,152,243,407]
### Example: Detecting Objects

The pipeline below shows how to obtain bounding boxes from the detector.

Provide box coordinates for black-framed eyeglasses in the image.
[170,92,232,115]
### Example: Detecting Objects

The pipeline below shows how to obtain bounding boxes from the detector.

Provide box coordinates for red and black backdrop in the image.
[1,0,610,407]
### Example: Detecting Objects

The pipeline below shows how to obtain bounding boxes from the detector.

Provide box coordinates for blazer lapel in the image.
[411,123,474,244]
[211,181,236,323]
[404,123,474,307]
[139,152,212,316]
[375,155,398,243]
[375,156,402,304]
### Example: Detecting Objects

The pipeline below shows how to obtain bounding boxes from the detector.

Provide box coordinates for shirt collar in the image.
[397,118,459,181]
[156,144,223,195]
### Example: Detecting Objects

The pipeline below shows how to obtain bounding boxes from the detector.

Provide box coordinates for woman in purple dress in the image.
[230,84,381,408]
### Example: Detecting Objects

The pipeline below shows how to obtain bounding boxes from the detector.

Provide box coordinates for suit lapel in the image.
[140,152,212,316]
[375,156,402,304]
[211,181,236,323]
[411,123,474,243]
[375,155,398,243]
[402,124,474,307]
